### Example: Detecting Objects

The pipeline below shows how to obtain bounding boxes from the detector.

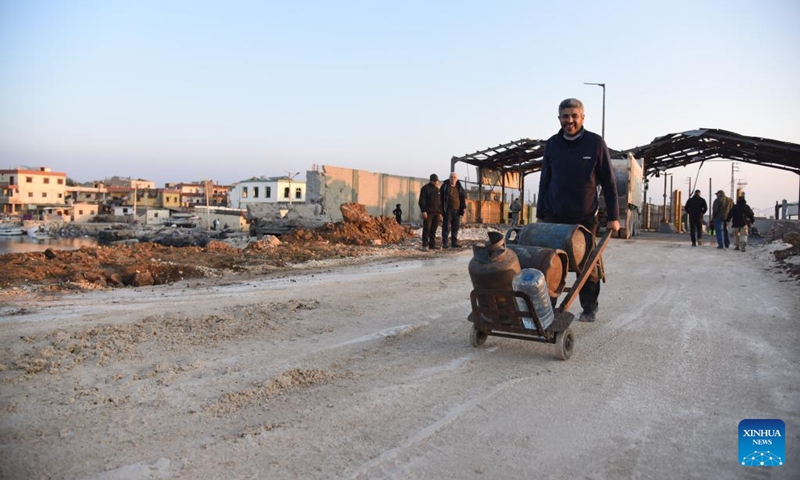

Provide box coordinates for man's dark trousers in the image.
[442,209,460,247]
[689,217,703,245]
[544,215,600,314]
[422,214,440,248]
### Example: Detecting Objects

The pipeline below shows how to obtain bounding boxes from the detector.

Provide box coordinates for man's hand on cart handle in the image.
[607,220,621,232]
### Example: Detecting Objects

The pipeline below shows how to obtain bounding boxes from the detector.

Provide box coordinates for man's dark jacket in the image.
[684,194,708,220]
[536,128,619,223]
[440,180,466,215]
[418,183,443,215]
[727,198,754,228]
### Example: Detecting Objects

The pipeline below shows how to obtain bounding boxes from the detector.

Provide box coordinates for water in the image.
[0,235,98,255]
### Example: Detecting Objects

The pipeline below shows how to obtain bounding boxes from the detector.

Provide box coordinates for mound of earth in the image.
[0,203,417,293]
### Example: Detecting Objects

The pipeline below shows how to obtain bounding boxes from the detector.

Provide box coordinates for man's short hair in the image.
[695,190,702,195]
[559,98,584,113]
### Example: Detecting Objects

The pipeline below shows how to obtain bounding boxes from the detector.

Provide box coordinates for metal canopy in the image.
[623,128,800,177]
[450,138,548,176]
[452,129,800,179]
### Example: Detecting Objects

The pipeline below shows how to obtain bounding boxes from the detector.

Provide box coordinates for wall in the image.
[310,165,535,225]
[311,166,426,222]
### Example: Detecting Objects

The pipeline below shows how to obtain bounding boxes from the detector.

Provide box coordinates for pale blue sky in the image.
[1,0,798,213]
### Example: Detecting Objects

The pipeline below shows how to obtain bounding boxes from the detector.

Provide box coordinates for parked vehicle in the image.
[599,153,644,239]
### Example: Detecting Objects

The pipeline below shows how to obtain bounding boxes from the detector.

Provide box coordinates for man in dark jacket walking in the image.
[726,195,755,252]
[684,189,708,246]
[440,172,466,248]
[418,174,443,250]
[536,98,620,322]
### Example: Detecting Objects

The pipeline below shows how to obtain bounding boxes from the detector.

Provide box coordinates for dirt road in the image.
[1,232,798,479]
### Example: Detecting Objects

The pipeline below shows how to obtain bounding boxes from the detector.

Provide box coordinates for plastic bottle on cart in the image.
[512,268,555,330]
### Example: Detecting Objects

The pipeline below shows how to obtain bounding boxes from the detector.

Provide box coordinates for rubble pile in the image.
[291,203,415,246]
[0,203,417,293]
[767,220,800,278]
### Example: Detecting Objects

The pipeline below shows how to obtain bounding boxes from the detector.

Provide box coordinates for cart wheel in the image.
[555,328,575,360]
[470,327,488,347]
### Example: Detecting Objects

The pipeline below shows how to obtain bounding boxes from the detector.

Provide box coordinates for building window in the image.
[42,192,47,198]
[283,187,290,199]
[9,176,14,185]
[44,178,50,184]
[26,177,33,183]
[242,186,248,198]
[57,178,64,185]
[295,187,302,199]
[58,193,63,199]
[254,187,260,198]
[266,187,271,198]
[28,192,33,197]
[79,210,84,215]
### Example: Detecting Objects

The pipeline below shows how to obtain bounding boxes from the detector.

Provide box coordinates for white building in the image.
[229,175,306,209]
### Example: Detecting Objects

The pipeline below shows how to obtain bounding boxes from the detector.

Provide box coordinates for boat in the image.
[0,226,25,236]
[27,226,52,239]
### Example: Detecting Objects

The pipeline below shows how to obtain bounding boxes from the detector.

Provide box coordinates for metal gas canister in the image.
[468,231,521,292]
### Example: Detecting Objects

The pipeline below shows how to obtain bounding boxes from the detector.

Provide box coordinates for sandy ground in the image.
[1,230,799,480]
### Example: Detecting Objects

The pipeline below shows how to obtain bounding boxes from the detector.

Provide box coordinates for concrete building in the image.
[0,166,68,217]
[229,176,306,209]
[66,185,108,205]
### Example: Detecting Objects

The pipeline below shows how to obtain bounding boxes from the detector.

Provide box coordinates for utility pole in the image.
[730,162,739,199]
[584,82,606,138]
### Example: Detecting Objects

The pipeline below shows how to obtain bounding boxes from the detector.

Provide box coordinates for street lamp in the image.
[584,82,606,138]
[285,171,300,205]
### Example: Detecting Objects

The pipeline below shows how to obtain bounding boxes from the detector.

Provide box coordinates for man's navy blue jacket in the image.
[536,128,619,224]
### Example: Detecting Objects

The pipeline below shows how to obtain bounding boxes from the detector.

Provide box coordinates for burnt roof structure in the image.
[626,128,800,177]
[452,129,800,182]
[450,138,548,178]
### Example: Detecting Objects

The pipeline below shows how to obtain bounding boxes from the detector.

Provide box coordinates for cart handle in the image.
[556,229,613,314]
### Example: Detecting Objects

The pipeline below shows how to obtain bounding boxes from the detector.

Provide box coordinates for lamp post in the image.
[286,171,300,205]
[584,82,605,138]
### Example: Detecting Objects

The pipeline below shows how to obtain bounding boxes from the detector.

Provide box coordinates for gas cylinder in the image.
[468,231,521,291]
[517,223,594,272]
[506,245,568,298]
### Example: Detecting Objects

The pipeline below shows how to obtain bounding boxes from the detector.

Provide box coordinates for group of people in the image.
[418,172,467,249]
[683,189,755,251]
[417,97,620,322]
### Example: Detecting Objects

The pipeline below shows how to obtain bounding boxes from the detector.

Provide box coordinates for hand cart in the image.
[467,229,612,360]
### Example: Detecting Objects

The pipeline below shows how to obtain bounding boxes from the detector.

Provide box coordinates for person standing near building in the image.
[727,195,755,252]
[684,190,707,246]
[536,98,620,322]
[418,174,443,250]
[509,197,522,226]
[440,172,466,248]
[392,204,403,224]
[711,190,734,249]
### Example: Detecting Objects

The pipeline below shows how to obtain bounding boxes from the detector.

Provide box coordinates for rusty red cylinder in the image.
[516,223,594,272]
[506,245,568,298]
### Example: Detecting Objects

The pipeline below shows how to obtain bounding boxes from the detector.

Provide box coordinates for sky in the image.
[1,0,799,215]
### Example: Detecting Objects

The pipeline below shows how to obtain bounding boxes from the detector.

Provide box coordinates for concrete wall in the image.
[311,165,427,222]
[307,164,538,225]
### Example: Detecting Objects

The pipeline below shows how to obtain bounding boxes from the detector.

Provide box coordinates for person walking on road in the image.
[440,172,466,248]
[711,190,734,249]
[536,98,620,322]
[684,190,708,246]
[727,195,755,252]
[418,174,443,250]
